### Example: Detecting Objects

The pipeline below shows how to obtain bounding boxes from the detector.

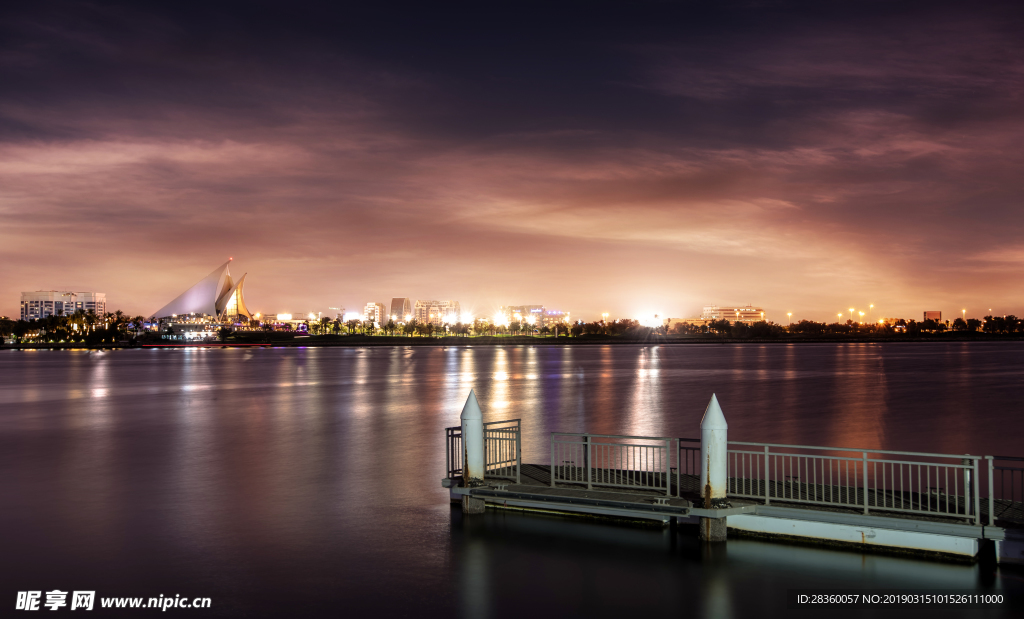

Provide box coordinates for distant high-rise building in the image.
[364,302,388,325]
[923,311,942,322]
[414,300,461,326]
[701,305,765,324]
[21,291,106,320]
[390,298,412,321]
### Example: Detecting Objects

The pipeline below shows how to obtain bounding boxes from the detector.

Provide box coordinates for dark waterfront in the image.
[1,343,1022,617]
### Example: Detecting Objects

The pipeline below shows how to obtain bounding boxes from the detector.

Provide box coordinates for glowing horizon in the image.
[2,3,1022,323]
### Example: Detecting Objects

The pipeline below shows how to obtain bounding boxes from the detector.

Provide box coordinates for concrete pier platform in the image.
[444,463,1017,562]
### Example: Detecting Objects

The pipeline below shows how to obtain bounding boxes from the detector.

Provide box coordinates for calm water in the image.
[1,343,1022,617]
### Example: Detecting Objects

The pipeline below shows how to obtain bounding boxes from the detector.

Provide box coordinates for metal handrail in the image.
[551,432,673,496]
[729,440,983,460]
[721,440,983,523]
[988,454,1024,525]
[484,419,521,483]
[445,419,521,483]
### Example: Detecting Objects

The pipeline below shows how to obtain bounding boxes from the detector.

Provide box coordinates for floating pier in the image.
[442,393,1024,564]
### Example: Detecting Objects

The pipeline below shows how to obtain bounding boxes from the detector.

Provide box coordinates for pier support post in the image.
[699,394,729,542]
[461,495,486,514]
[699,516,727,542]
[461,390,485,486]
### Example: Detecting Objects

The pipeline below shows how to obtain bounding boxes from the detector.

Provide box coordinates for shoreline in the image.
[4,333,1024,350]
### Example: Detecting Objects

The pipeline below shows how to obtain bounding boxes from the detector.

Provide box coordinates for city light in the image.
[636,312,663,328]
[277,313,292,321]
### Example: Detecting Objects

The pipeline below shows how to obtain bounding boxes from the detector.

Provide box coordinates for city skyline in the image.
[2,3,1023,322]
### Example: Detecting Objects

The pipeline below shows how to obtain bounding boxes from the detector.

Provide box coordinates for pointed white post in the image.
[700,393,729,506]
[461,389,485,485]
[699,394,729,542]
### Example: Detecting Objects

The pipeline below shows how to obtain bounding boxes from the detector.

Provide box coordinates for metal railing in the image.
[445,425,463,480]
[725,442,983,523]
[484,419,522,483]
[445,422,1021,526]
[445,419,522,483]
[988,455,1024,525]
[551,433,673,496]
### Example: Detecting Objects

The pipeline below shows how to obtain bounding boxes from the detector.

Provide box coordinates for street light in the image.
[787,312,792,325]
[849,308,854,322]
[859,311,864,323]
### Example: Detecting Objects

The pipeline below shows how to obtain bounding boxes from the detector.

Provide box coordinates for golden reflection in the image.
[625,346,662,437]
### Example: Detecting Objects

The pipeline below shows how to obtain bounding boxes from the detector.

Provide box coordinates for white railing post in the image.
[699,394,728,506]
[666,438,672,497]
[862,452,869,515]
[973,457,981,526]
[986,456,994,526]
[764,445,770,505]
[699,394,728,543]
[962,457,972,519]
[461,389,485,485]
[550,435,556,488]
[586,435,592,490]
[516,423,522,484]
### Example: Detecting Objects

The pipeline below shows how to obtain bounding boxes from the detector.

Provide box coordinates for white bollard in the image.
[461,389,485,485]
[699,393,728,508]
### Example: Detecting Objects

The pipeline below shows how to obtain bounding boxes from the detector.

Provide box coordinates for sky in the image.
[2,1,1023,323]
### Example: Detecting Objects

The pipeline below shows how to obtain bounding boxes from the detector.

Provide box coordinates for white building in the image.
[414,300,461,326]
[21,291,106,320]
[364,301,388,325]
[499,305,570,328]
[701,305,766,324]
[152,259,251,322]
[390,298,412,322]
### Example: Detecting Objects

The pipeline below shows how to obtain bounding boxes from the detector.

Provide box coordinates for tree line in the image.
[0,309,146,345]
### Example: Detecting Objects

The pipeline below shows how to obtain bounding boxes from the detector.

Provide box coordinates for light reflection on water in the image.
[1,343,1022,618]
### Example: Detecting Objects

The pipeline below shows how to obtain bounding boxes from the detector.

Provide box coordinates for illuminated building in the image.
[364,302,388,325]
[701,305,766,324]
[390,298,412,321]
[20,291,106,320]
[664,317,709,328]
[498,305,570,328]
[152,259,251,322]
[414,300,461,326]
[923,311,942,322]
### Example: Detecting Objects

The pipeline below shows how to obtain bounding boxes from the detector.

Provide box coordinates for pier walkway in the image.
[442,418,1024,563]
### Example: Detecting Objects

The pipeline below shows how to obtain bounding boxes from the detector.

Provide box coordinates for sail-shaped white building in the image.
[152,260,252,321]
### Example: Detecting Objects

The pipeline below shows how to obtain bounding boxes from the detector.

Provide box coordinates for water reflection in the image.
[2,344,1023,618]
